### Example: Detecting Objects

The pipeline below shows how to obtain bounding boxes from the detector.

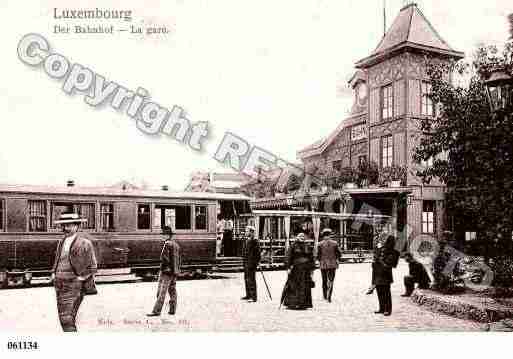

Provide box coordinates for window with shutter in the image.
[0,199,4,231]
[421,81,434,116]
[381,85,393,120]
[28,200,47,232]
[381,135,393,168]
[100,203,114,231]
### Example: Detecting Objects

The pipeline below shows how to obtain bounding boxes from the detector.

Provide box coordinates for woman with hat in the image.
[283,232,315,310]
[52,211,98,332]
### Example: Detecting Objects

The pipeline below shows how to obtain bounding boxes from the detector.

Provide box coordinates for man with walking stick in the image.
[241,225,261,302]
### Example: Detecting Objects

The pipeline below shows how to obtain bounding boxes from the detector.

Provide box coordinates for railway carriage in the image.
[0,183,250,288]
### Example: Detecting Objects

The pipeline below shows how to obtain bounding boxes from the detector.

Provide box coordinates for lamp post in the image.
[482,62,513,257]
[483,65,513,113]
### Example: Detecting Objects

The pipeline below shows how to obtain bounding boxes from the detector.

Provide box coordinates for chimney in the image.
[66,180,75,187]
[161,185,169,191]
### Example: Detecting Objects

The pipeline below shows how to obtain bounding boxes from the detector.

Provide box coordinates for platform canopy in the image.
[243,210,391,220]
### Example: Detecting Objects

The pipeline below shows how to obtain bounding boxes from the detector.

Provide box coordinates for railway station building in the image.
[250,3,465,251]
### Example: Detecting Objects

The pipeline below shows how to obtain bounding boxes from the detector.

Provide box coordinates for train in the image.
[0,183,251,288]
[0,183,392,288]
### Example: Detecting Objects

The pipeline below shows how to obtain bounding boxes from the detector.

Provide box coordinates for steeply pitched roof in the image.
[297,112,366,159]
[356,3,463,68]
[298,137,326,154]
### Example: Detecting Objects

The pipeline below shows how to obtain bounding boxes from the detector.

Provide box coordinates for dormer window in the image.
[356,83,368,105]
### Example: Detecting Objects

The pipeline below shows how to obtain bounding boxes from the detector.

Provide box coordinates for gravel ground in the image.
[0,262,483,332]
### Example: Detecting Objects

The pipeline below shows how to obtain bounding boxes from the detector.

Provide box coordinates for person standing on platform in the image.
[283,233,315,310]
[241,225,261,302]
[53,212,98,332]
[216,218,224,257]
[147,226,181,316]
[223,218,234,257]
[317,228,341,302]
[401,252,431,297]
[370,233,399,316]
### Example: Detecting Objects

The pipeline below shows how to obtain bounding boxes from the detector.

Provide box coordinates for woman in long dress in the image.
[283,233,315,310]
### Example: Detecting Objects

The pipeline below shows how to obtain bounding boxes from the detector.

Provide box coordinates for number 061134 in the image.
[7,341,39,350]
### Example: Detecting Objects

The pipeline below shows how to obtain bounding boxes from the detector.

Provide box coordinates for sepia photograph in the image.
[0,0,513,357]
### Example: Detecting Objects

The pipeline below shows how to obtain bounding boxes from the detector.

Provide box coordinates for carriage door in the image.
[97,202,129,272]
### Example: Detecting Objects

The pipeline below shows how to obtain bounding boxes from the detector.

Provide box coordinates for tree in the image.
[413,43,513,261]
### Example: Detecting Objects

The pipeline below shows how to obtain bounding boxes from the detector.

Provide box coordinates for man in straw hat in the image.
[241,225,261,302]
[52,211,98,332]
[317,228,341,302]
[147,226,181,316]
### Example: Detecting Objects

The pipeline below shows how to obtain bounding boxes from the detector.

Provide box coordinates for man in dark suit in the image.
[53,212,98,332]
[401,252,431,297]
[317,228,341,302]
[241,225,261,302]
[147,226,181,316]
[371,233,399,316]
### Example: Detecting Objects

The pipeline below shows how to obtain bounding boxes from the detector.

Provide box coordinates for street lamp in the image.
[483,66,513,113]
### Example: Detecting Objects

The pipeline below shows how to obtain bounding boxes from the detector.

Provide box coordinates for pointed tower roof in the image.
[356,3,463,68]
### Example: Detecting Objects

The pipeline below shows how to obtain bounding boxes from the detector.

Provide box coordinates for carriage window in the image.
[0,199,4,231]
[195,205,208,230]
[51,202,95,230]
[154,205,191,230]
[100,203,114,231]
[137,204,151,230]
[28,200,47,232]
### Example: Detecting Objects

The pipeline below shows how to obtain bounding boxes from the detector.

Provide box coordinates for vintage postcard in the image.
[1,0,513,355]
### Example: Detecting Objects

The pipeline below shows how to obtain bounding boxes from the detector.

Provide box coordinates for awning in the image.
[250,190,349,210]
[243,210,391,221]
[344,187,412,196]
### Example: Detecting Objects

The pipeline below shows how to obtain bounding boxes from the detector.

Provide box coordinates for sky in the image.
[0,0,512,190]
